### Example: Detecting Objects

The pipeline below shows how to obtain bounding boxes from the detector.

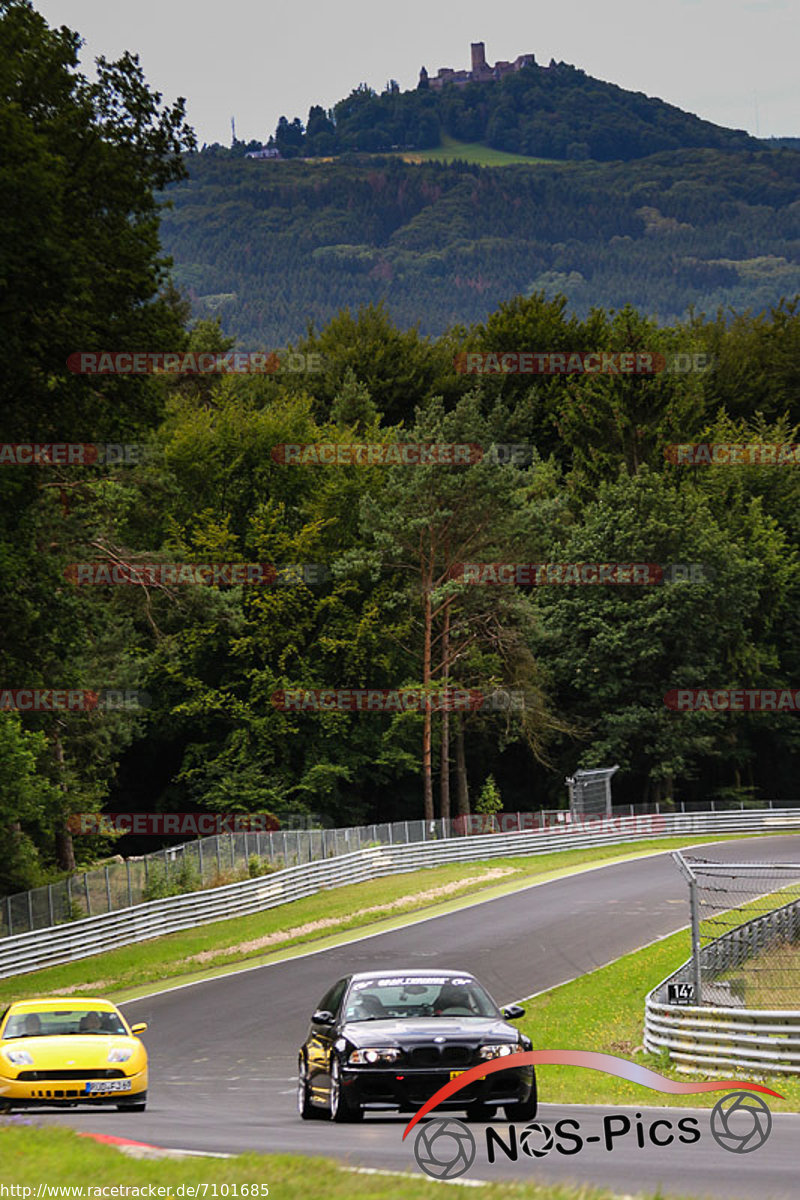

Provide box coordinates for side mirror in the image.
[312,1009,335,1026]
[131,1023,148,1036]
[501,1004,525,1020]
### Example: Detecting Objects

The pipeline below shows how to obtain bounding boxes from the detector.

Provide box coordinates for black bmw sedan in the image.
[297,968,536,1122]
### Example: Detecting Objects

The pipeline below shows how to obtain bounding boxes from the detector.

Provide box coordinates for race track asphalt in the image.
[26,835,800,1199]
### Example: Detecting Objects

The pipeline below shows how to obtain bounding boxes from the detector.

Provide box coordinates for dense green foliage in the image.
[160,149,800,346]
[1,1,798,895]
[253,60,758,162]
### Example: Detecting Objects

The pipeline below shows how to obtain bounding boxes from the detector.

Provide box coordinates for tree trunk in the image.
[52,732,76,872]
[421,567,434,822]
[455,714,470,815]
[439,598,451,822]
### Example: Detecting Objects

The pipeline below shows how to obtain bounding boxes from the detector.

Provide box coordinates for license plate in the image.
[449,1070,464,1081]
[85,1080,133,1094]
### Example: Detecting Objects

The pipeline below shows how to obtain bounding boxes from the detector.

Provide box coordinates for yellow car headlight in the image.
[108,1047,133,1063]
[3,1049,33,1066]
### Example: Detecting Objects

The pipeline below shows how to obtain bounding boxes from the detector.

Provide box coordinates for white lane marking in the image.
[348,1167,487,1187]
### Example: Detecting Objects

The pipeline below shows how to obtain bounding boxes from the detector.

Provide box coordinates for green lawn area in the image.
[0,1124,684,1199]
[389,134,561,166]
[0,834,778,1007]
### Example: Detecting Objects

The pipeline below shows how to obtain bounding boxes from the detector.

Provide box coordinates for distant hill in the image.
[240,52,760,164]
[159,145,800,348]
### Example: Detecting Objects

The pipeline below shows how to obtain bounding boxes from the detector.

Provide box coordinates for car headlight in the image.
[107,1047,133,1063]
[478,1043,515,1060]
[348,1047,401,1065]
[3,1049,34,1066]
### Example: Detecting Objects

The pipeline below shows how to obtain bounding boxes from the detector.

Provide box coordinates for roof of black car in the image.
[349,969,475,981]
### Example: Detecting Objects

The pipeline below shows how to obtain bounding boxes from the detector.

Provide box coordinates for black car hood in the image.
[341,1017,518,1047]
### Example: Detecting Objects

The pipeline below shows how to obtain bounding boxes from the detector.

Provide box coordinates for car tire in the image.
[465,1103,495,1122]
[329,1056,363,1123]
[504,1072,538,1121]
[298,1056,322,1120]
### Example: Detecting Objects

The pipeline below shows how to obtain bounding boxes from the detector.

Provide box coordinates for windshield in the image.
[343,974,500,1021]
[3,1009,127,1038]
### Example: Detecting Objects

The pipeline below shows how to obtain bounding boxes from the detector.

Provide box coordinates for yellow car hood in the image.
[1,1036,142,1071]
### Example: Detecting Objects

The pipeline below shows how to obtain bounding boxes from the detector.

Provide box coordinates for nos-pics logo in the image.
[413,1093,773,1180]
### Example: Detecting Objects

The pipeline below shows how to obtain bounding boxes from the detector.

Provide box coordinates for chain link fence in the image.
[0,821,449,939]
[672,852,800,1009]
[3,798,798,940]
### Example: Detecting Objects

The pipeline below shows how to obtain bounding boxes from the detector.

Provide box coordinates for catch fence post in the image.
[690,877,702,1004]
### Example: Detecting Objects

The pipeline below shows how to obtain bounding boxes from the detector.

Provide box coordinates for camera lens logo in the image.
[519,1121,554,1157]
[710,1091,772,1153]
[413,1117,476,1179]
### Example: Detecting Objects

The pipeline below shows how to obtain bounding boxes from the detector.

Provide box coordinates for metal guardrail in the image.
[1,808,798,982]
[645,995,800,1076]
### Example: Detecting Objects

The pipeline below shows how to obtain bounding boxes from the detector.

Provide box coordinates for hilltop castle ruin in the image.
[419,42,536,91]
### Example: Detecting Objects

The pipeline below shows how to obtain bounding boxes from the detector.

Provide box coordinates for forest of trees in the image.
[160,149,800,346]
[2,0,799,896]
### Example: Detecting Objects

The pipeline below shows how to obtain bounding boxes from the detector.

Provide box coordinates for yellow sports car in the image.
[0,998,148,1112]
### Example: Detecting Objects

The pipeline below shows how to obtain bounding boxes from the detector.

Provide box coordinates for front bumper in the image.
[341,1063,534,1111]
[0,1068,148,1108]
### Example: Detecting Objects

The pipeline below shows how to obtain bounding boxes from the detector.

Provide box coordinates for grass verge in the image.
[0,1124,684,1199]
[519,928,800,1113]
[0,834,779,1007]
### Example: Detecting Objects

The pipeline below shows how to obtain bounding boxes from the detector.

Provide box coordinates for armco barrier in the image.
[1,809,799,981]
[645,993,800,1076]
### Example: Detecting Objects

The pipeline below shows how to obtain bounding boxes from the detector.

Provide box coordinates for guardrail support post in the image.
[126,860,133,907]
[48,883,54,927]
[84,874,91,915]
[5,895,11,937]
[105,866,112,912]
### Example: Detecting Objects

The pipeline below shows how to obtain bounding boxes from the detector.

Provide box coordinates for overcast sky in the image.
[35,0,799,146]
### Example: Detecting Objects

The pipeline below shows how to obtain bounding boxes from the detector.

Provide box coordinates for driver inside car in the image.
[433,984,475,1015]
